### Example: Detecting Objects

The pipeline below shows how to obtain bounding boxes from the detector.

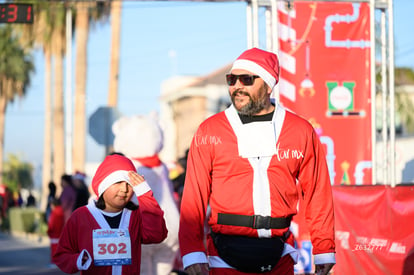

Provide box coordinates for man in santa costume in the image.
[179,48,335,275]
[53,153,167,275]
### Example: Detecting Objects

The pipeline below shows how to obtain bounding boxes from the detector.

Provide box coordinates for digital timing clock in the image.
[0,3,33,24]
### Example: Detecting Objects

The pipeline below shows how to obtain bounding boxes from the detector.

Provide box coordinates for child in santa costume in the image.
[112,113,180,275]
[53,154,168,275]
[46,197,64,267]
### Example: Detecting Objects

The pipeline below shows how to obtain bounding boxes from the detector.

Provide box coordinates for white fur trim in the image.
[77,249,92,270]
[314,252,336,265]
[133,181,151,196]
[182,252,208,269]
[208,256,235,269]
[232,59,276,89]
[98,170,130,197]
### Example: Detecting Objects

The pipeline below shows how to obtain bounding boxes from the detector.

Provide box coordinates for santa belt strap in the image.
[217,213,291,229]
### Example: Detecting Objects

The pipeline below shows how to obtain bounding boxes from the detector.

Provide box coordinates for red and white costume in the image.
[47,204,64,264]
[53,155,168,275]
[179,103,335,273]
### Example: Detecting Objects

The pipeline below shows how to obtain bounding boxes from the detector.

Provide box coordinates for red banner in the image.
[332,185,414,274]
[278,1,372,185]
[274,2,414,273]
[292,185,414,274]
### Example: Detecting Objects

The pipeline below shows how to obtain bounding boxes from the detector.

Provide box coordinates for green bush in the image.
[8,207,47,236]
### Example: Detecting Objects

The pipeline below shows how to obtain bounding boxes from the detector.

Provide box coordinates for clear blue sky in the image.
[4,1,414,183]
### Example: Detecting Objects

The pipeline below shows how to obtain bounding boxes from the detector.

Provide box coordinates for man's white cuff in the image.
[314,252,336,265]
[182,252,208,269]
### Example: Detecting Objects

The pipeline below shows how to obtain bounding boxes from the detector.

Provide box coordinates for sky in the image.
[4,0,414,186]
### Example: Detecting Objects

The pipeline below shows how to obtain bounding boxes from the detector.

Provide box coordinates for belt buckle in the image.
[253,215,271,229]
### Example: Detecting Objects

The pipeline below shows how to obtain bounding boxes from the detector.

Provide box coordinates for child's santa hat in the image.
[230,47,280,93]
[91,154,136,197]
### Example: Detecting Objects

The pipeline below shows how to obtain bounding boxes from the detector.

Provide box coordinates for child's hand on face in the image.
[128,171,146,187]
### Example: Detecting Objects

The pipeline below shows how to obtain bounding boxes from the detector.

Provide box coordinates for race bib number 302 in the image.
[93,229,132,266]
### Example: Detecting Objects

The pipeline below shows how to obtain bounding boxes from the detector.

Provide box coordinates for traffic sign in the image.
[89,106,121,146]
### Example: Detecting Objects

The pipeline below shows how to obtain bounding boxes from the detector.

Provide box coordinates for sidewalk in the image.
[0,231,67,275]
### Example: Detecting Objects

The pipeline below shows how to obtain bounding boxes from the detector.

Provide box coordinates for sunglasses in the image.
[226,74,260,86]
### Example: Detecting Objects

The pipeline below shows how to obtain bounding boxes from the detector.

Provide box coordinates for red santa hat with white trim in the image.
[231,47,280,93]
[91,154,136,197]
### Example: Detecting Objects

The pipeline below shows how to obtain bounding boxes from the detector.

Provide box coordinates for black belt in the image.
[217,213,291,230]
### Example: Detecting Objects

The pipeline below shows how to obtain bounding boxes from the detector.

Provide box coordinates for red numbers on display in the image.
[26,5,32,22]
[7,4,17,22]
[0,3,33,24]
[97,242,127,255]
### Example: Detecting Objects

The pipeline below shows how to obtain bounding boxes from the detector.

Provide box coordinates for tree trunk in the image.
[73,2,89,173]
[0,93,7,185]
[107,1,121,107]
[41,49,52,211]
[105,1,122,155]
[53,31,66,192]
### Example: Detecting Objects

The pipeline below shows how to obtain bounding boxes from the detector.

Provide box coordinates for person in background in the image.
[59,174,77,223]
[171,149,189,206]
[45,181,57,223]
[26,191,36,207]
[47,197,64,268]
[15,191,23,207]
[53,153,168,274]
[73,171,90,210]
[179,48,335,275]
[5,188,15,209]
[0,184,6,227]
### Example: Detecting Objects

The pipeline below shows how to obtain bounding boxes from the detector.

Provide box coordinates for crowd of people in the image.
[45,172,90,224]
[0,185,40,228]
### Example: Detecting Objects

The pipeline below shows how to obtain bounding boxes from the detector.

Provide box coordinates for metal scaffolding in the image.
[245,0,395,186]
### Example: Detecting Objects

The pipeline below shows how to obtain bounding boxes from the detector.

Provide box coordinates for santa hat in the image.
[91,154,136,197]
[231,47,279,92]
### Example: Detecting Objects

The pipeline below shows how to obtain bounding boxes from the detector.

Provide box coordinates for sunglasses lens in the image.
[240,75,253,85]
[226,74,258,86]
[226,74,236,85]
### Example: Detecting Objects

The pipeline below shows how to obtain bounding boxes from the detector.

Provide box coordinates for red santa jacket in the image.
[179,104,335,266]
[47,204,64,239]
[53,188,167,275]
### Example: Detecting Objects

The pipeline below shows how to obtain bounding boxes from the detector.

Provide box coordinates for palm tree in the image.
[0,25,34,185]
[377,67,414,134]
[395,67,414,133]
[102,0,122,156]
[50,3,67,193]
[107,1,122,108]
[72,2,89,174]
[72,1,110,173]
[16,1,67,202]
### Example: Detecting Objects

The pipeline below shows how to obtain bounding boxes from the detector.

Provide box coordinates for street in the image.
[0,231,69,275]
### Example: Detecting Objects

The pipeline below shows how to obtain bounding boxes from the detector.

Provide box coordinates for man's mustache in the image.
[232,90,250,97]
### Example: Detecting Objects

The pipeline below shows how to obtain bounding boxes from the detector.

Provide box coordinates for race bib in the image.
[92,229,132,266]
